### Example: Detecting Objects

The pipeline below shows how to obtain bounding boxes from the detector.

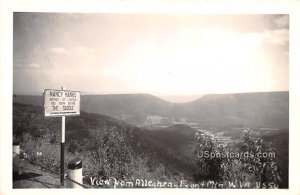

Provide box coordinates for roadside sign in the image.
[43,89,80,117]
[43,87,80,186]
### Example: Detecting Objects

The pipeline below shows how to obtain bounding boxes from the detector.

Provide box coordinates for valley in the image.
[12,91,289,188]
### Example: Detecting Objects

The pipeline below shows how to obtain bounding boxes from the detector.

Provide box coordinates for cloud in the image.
[274,15,289,29]
[264,29,289,45]
[48,47,71,55]
[28,63,41,68]
[14,54,53,69]
[235,29,288,47]
[72,46,97,58]
[48,46,96,58]
[13,62,42,69]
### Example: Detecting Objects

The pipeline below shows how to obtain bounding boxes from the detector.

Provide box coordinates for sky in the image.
[13,13,289,102]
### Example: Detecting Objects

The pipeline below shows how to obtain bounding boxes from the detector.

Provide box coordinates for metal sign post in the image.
[61,87,65,187]
[43,87,80,187]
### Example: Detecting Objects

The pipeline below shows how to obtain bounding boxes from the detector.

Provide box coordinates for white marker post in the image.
[67,158,83,188]
[43,87,80,187]
[13,141,20,177]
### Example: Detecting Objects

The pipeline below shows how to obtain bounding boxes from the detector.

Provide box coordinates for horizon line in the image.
[13,90,289,96]
[13,90,289,103]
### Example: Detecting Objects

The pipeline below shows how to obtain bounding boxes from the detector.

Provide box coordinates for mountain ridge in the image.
[13,91,289,129]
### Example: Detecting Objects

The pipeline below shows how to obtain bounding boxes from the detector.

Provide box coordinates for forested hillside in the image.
[13,102,288,188]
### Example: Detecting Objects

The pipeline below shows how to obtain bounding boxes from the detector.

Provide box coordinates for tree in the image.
[194,130,281,188]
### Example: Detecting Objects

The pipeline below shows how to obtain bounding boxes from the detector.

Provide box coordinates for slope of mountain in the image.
[140,124,198,176]
[184,91,289,128]
[13,102,130,140]
[14,95,42,106]
[13,91,289,129]
[13,103,197,180]
[81,94,172,124]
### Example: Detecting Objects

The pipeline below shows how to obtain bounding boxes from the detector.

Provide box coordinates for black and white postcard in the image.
[1,1,300,195]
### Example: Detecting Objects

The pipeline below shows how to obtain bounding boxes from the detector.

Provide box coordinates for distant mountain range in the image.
[13,91,289,129]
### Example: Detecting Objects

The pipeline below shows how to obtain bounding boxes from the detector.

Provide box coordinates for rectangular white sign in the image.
[43,89,80,117]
